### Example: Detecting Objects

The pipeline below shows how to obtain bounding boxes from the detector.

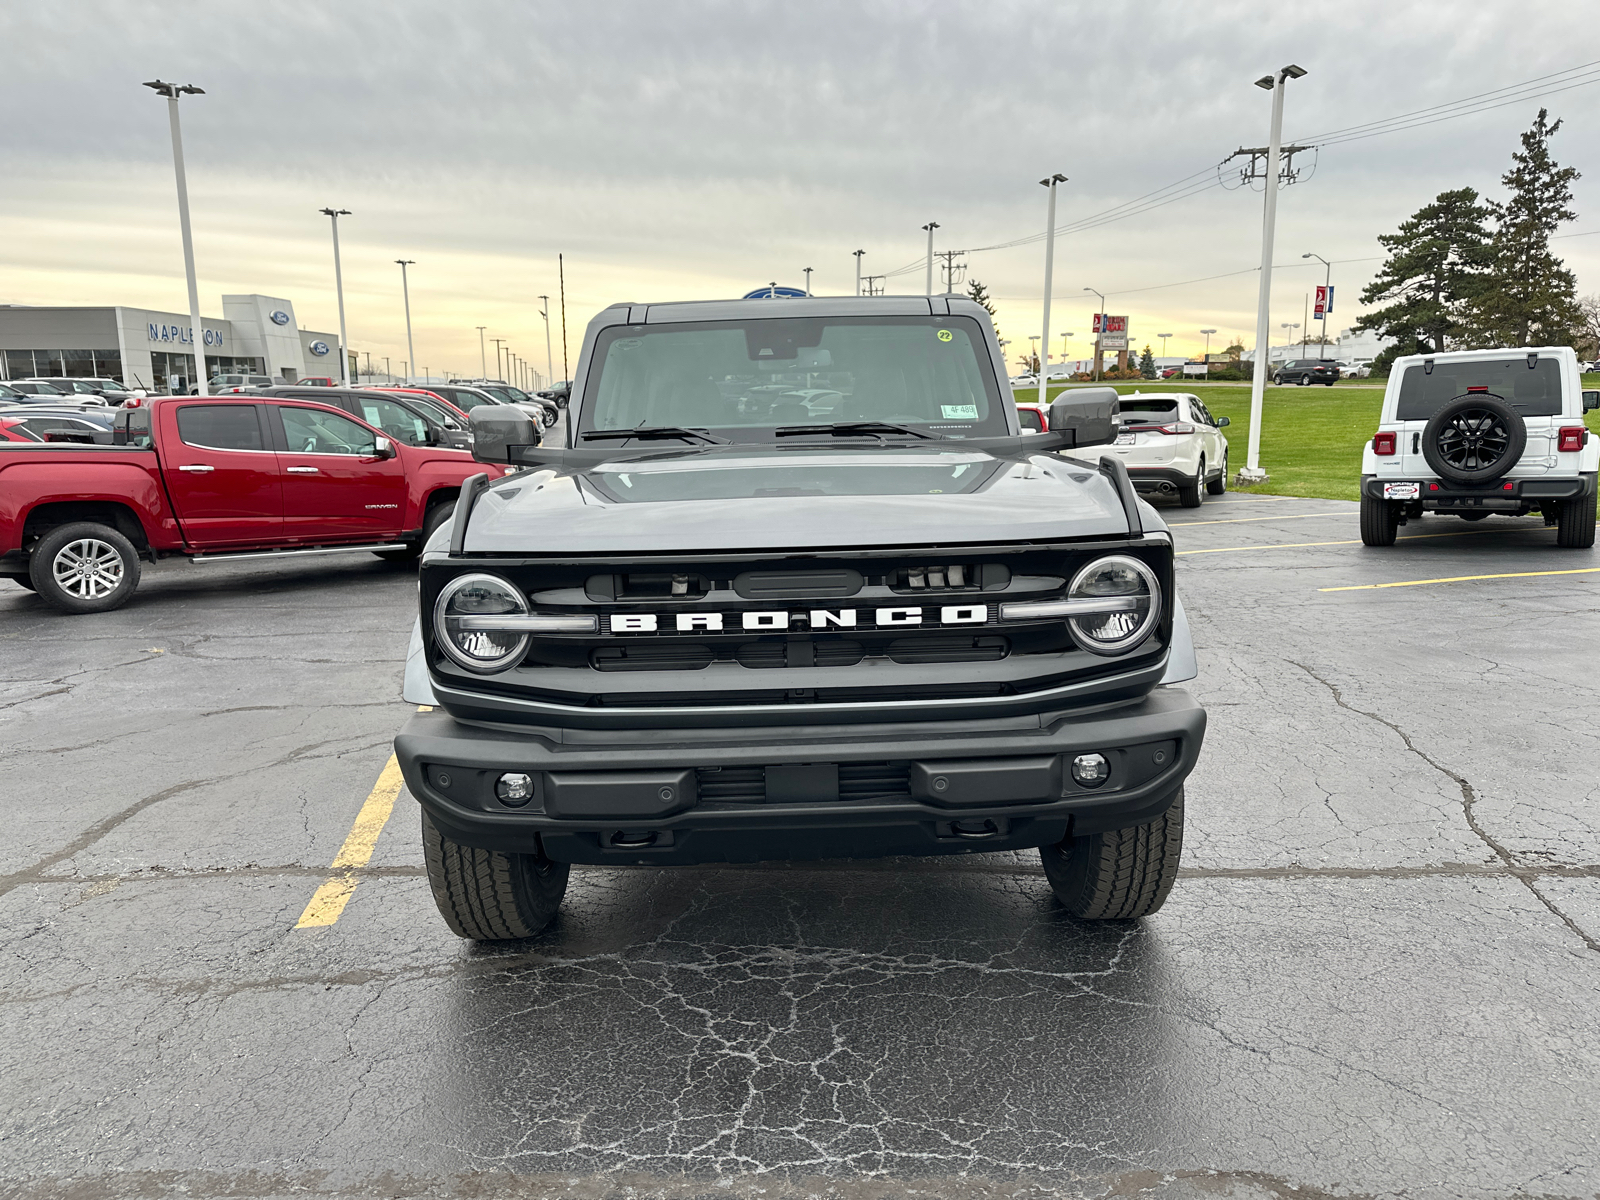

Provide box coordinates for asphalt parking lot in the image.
[2,494,1597,1200]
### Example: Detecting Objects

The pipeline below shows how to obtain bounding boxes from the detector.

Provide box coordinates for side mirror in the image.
[1048,387,1122,448]
[1217,416,1231,427]
[1583,390,1600,412]
[470,405,539,463]
[373,435,397,460]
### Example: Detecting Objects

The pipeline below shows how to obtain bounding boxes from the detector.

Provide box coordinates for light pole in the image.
[538,296,554,387]
[922,222,940,296]
[395,260,416,383]
[803,267,813,296]
[363,351,372,381]
[1302,253,1331,353]
[476,326,487,377]
[1158,333,1172,359]
[143,80,209,395]
[318,208,352,385]
[1281,322,1300,373]
[1241,64,1308,483]
[1083,287,1106,382]
[853,250,865,296]
[1200,328,1217,359]
[491,338,506,383]
[1039,173,1068,401]
[383,355,390,382]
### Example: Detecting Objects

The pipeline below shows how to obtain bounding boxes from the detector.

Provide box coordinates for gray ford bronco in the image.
[394,296,1206,939]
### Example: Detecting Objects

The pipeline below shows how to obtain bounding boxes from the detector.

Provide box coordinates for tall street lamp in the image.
[1039,173,1068,401]
[1281,322,1300,372]
[853,250,865,296]
[1083,287,1106,382]
[1241,64,1308,483]
[803,267,813,296]
[1158,332,1172,359]
[143,80,209,395]
[475,326,487,377]
[922,222,940,296]
[1200,328,1217,359]
[319,208,352,385]
[395,260,416,383]
[538,296,554,387]
[1303,251,1333,353]
[491,338,506,383]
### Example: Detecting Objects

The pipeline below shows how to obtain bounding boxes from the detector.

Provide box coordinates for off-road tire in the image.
[1040,789,1185,919]
[1206,451,1228,495]
[375,500,452,563]
[1557,495,1597,548]
[421,810,568,940]
[1178,457,1204,507]
[1422,394,1526,485]
[1360,494,1400,546]
[28,522,141,614]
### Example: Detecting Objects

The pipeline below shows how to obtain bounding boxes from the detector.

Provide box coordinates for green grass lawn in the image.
[1013,379,1600,503]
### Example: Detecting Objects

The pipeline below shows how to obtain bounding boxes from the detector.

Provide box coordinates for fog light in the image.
[495,772,535,806]
[1071,753,1110,787]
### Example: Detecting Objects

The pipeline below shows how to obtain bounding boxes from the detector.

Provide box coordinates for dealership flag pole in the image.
[145,81,209,395]
[321,208,351,385]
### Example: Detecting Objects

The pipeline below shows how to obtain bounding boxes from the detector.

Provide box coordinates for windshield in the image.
[579,314,1006,441]
[1396,356,1565,420]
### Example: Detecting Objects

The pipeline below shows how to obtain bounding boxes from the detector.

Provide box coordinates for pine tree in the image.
[965,279,1000,343]
[1138,345,1157,379]
[1354,187,1492,367]
[1471,108,1582,346]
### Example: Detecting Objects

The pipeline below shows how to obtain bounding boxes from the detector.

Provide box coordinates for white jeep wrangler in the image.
[1360,346,1599,549]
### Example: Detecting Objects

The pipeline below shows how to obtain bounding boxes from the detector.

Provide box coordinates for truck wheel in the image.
[1360,494,1400,546]
[28,522,141,614]
[1206,451,1228,495]
[375,501,451,563]
[1040,789,1184,919]
[421,810,568,940]
[1557,495,1597,548]
[1177,458,1204,508]
[1421,394,1525,485]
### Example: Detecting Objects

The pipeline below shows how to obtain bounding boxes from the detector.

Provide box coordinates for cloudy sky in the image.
[4,0,1599,378]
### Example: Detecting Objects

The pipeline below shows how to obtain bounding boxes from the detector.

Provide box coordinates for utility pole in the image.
[803,267,813,296]
[1038,173,1067,401]
[922,222,939,296]
[538,296,554,388]
[1304,253,1332,353]
[1239,64,1307,483]
[476,326,487,377]
[1301,294,1309,356]
[143,80,210,394]
[853,250,865,296]
[383,355,390,382]
[395,259,416,383]
[319,208,352,385]
[934,249,965,295]
[491,338,506,382]
[1084,287,1106,382]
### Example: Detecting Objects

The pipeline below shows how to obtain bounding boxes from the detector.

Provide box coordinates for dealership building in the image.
[0,295,347,392]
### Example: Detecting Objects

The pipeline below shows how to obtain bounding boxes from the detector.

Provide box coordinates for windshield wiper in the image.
[581,426,729,445]
[774,421,934,440]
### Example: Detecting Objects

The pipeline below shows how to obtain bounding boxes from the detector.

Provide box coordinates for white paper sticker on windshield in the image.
[941,405,979,420]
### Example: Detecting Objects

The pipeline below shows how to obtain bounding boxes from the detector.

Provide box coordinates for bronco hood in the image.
[462,447,1153,554]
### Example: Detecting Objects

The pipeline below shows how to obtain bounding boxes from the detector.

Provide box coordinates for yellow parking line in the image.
[1321,567,1600,592]
[1178,526,1550,556]
[1169,511,1348,527]
[295,704,429,930]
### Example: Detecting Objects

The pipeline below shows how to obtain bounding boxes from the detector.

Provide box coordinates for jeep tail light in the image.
[1558,426,1586,453]
[1373,432,1396,456]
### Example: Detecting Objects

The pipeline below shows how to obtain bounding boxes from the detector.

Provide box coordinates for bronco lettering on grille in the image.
[607,606,988,634]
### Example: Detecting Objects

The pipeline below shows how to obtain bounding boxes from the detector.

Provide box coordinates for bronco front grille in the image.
[696,761,911,805]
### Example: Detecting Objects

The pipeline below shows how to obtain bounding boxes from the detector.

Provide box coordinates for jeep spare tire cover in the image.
[1421,393,1526,485]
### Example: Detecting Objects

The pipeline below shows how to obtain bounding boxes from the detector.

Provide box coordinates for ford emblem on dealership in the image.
[269,310,291,325]
[308,340,330,356]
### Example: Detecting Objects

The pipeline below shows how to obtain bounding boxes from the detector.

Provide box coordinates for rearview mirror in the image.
[1048,387,1122,448]
[1217,416,1231,427]
[470,406,540,462]
[1584,390,1600,412]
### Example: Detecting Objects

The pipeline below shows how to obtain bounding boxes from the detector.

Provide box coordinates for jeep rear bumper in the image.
[394,687,1206,865]
[1361,473,1596,507]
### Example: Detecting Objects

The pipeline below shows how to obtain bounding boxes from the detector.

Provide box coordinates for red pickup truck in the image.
[0,395,504,614]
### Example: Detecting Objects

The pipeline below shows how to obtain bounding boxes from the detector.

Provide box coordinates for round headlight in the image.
[433,573,530,673]
[1066,555,1161,656]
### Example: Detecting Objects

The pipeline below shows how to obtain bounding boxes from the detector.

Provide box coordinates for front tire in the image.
[1360,494,1400,546]
[28,522,141,613]
[1040,789,1185,919]
[375,500,452,563]
[421,811,569,940]
[1557,495,1597,548]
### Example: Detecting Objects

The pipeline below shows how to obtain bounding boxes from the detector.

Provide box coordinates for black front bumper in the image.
[1361,473,1595,509]
[394,688,1206,865]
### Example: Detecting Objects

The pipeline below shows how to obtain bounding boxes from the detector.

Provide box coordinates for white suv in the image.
[1106,391,1231,507]
[1360,346,1598,548]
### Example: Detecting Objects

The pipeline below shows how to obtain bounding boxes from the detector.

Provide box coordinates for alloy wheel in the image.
[51,538,125,600]
[1436,408,1512,473]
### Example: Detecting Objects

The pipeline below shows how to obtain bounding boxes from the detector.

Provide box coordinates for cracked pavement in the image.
[1,497,1597,1200]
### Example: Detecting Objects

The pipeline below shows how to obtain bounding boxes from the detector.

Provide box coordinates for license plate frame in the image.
[1114,431,1136,446]
[1382,482,1420,500]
